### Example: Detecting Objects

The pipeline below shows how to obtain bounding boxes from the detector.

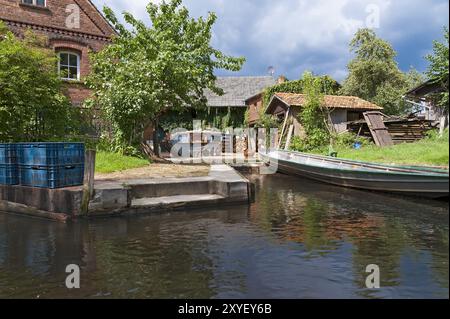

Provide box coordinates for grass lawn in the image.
[95,151,150,174]
[328,132,449,167]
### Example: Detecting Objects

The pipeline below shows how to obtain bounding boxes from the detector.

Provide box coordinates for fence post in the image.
[81,150,96,215]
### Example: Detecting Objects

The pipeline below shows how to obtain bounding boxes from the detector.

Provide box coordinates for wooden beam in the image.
[278,107,291,148]
[0,200,69,223]
[284,125,294,150]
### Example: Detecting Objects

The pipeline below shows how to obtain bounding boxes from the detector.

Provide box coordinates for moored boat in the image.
[260,150,449,199]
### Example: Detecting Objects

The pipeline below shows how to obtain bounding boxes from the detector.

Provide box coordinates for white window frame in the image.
[21,0,47,7]
[58,51,80,81]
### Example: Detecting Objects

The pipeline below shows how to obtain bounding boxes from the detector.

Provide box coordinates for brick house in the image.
[0,0,115,105]
[246,76,286,127]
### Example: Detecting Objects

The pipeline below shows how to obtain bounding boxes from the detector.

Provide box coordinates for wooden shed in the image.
[265,93,383,137]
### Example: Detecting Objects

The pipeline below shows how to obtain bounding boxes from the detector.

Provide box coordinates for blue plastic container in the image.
[0,164,19,185]
[353,142,362,150]
[19,164,84,189]
[0,144,17,165]
[17,143,85,166]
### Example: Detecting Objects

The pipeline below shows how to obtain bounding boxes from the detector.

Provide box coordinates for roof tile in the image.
[274,92,383,110]
[205,76,276,107]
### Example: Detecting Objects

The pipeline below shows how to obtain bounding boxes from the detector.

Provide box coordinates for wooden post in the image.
[284,125,294,150]
[81,150,96,215]
[439,114,448,136]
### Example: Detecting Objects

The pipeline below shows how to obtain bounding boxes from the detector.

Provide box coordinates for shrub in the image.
[0,23,79,142]
[426,128,449,142]
[289,72,332,152]
[332,132,371,148]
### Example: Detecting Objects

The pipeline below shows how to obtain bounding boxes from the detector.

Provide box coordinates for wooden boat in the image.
[260,150,449,199]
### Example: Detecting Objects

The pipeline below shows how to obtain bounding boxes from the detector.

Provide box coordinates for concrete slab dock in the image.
[0,165,252,221]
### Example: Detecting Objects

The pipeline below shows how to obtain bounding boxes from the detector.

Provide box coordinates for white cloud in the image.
[92,0,449,81]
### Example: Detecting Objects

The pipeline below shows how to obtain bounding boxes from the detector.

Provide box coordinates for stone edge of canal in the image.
[0,164,254,223]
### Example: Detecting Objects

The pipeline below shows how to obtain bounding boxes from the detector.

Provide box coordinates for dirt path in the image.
[95,164,210,181]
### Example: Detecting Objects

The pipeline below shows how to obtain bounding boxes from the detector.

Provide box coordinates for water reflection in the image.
[252,175,449,298]
[0,174,448,298]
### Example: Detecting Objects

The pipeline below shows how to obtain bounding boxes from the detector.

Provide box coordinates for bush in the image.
[96,134,144,158]
[289,72,332,152]
[0,23,79,142]
[290,130,330,153]
[332,132,371,148]
[290,131,372,154]
[426,128,449,142]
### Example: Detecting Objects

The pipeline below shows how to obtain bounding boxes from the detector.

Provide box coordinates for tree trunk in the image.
[140,118,170,163]
[152,118,160,157]
[140,142,169,163]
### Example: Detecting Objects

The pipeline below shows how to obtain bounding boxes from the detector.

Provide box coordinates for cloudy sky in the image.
[91,0,449,81]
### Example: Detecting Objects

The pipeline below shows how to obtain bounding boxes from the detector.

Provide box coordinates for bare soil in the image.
[95,164,210,181]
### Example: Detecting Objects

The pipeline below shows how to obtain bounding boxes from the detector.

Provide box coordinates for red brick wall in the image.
[0,0,114,105]
[0,0,114,37]
[63,82,93,106]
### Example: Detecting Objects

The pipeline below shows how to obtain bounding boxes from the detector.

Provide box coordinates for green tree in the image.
[290,71,331,152]
[0,22,77,142]
[425,27,449,110]
[340,28,410,115]
[256,73,339,142]
[87,0,245,156]
[405,67,426,89]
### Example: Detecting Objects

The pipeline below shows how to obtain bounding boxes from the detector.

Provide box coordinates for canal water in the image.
[0,174,448,299]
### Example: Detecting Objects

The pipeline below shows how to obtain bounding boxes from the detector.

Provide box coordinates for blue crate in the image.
[19,164,84,189]
[0,144,17,165]
[17,143,85,166]
[0,164,18,185]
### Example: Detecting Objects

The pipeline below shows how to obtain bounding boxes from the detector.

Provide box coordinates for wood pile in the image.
[348,116,438,144]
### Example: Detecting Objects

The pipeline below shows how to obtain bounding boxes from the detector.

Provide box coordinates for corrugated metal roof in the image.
[205,76,276,107]
[274,93,383,110]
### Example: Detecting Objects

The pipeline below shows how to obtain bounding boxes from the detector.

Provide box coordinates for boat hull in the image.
[260,152,449,199]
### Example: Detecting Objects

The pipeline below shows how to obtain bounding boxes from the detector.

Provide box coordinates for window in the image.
[58,52,80,81]
[347,111,363,122]
[21,0,46,7]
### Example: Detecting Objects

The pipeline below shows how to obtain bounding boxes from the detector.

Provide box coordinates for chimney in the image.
[277,75,287,84]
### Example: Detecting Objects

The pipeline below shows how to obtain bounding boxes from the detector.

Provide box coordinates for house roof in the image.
[0,0,116,41]
[204,76,276,107]
[269,92,383,112]
[404,78,447,98]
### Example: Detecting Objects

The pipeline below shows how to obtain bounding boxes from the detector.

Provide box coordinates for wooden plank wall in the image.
[363,112,394,147]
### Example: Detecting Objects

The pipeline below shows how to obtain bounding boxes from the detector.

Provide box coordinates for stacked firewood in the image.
[348,117,438,144]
